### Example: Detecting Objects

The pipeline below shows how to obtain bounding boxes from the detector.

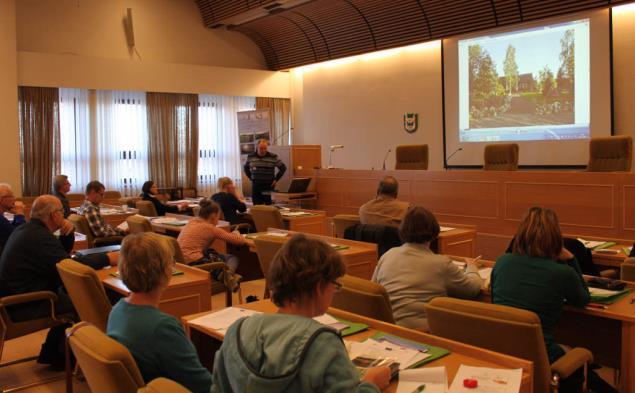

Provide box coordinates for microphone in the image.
[382,148,391,170]
[330,144,344,151]
[445,147,463,168]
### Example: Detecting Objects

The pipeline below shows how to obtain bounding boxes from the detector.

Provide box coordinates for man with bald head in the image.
[0,195,117,368]
[0,183,26,250]
[359,176,410,227]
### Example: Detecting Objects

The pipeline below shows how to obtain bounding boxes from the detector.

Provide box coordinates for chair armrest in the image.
[551,347,593,379]
[140,377,191,392]
[94,236,124,246]
[0,291,58,307]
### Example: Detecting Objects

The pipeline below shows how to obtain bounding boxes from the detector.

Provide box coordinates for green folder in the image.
[590,288,633,304]
[331,244,350,251]
[335,317,369,337]
[593,242,616,251]
[370,332,450,368]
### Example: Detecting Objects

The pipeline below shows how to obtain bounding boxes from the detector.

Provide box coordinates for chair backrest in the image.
[68,323,145,393]
[344,223,402,257]
[0,292,60,343]
[120,197,142,208]
[483,143,519,170]
[253,236,285,299]
[587,136,633,172]
[135,200,158,217]
[250,205,284,232]
[331,275,395,323]
[426,297,551,391]
[182,188,197,198]
[127,215,153,234]
[69,213,96,248]
[332,214,360,238]
[621,257,635,281]
[104,190,122,200]
[56,259,112,331]
[395,144,429,170]
[67,193,85,207]
[162,235,185,263]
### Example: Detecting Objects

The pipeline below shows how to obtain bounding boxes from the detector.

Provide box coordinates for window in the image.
[59,88,91,191]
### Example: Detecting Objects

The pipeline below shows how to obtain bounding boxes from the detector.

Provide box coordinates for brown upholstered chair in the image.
[253,236,286,299]
[103,190,122,200]
[69,214,124,248]
[56,259,112,332]
[331,275,395,324]
[250,205,284,233]
[395,144,428,170]
[182,188,197,198]
[67,193,85,208]
[426,297,592,392]
[0,291,70,391]
[127,215,153,234]
[138,378,191,392]
[621,257,635,281]
[67,323,189,393]
[586,136,633,172]
[135,200,158,217]
[332,214,360,238]
[120,196,142,208]
[483,143,519,170]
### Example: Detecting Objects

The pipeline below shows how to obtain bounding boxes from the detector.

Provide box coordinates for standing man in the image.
[0,183,26,250]
[243,139,286,205]
[52,174,72,218]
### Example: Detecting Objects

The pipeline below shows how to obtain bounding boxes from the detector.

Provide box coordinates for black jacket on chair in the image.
[344,223,403,258]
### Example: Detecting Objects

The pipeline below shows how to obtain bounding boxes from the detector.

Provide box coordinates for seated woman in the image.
[140,181,187,216]
[491,207,591,392]
[212,234,390,392]
[177,199,245,288]
[107,232,212,393]
[372,206,482,331]
[211,177,249,226]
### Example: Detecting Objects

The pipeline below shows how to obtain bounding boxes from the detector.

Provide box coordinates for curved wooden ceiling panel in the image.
[196,0,635,70]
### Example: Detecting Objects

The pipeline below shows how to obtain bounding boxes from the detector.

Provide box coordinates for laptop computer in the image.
[276,177,311,193]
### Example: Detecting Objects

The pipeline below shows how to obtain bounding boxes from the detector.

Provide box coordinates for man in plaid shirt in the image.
[78,181,126,238]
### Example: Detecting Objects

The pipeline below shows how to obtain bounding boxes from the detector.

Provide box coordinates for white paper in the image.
[397,367,447,393]
[347,339,430,371]
[116,221,129,232]
[74,232,86,241]
[440,226,455,232]
[452,260,466,269]
[265,231,288,237]
[448,365,522,393]
[281,211,308,217]
[577,238,605,249]
[188,307,261,334]
[588,287,621,297]
[313,313,339,325]
[478,268,492,280]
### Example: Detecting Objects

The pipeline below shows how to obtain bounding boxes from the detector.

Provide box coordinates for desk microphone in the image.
[445,147,463,169]
[328,145,344,168]
[382,148,391,170]
[330,144,344,151]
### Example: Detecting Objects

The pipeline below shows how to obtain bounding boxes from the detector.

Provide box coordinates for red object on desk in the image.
[463,378,478,388]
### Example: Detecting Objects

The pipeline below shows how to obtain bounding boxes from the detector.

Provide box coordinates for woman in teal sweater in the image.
[212,234,390,392]
[107,232,212,393]
[491,207,590,391]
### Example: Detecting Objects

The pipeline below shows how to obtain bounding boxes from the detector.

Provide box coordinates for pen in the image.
[586,303,607,310]
[411,384,426,392]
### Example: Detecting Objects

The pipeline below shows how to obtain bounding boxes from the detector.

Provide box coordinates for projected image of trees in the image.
[468,29,575,129]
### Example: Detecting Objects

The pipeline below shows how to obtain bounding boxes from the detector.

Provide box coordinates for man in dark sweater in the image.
[0,195,117,368]
[243,139,286,205]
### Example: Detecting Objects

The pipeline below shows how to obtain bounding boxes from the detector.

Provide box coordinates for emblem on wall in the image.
[403,113,419,133]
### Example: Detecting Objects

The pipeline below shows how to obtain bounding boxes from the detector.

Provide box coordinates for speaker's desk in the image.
[245,230,378,280]
[96,263,212,318]
[182,300,533,393]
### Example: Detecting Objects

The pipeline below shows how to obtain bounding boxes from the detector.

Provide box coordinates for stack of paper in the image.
[188,307,262,334]
[397,367,447,393]
[589,287,622,298]
[313,313,349,332]
[577,238,607,249]
[440,226,455,232]
[448,365,521,393]
[347,339,430,371]
[152,217,188,226]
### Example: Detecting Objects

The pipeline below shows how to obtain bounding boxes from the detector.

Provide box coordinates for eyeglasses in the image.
[331,280,343,292]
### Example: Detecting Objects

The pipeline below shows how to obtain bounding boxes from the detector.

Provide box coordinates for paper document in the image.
[478,268,492,280]
[74,232,87,241]
[397,367,447,393]
[588,287,622,297]
[188,307,261,334]
[280,211,308,217]
[449,365,521,393]
[265,231,288,237]
[347,339,430,371]
[577,238,606,249]
[313,314,339,325]
[440,226,455,232]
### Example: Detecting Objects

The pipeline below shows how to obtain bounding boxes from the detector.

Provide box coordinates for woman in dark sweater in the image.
[211,177,248,225]
[140,181,186,216]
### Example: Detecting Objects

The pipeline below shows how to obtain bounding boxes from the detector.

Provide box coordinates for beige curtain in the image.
[256,97,291,146]
[146,92,199,189]
[18,86,61,196]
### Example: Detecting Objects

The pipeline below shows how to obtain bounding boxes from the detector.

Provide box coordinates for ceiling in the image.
[195,0,635,71]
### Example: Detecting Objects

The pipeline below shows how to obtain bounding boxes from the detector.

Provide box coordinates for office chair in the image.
[68,214,124,248]
[395,144,429,170]
[250,205,284,232]
[332,214,360,238]
[253,236,286,299]
[331,275,395,323]
[126,215,153,234]
[135,200,158,217]
[586,136,632,172]
[483,143,519,170]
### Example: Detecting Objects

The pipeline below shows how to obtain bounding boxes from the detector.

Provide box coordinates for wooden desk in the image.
[300,168,635,261]
[462,256,635,393]
[243,208,327,235]
[71,204,139,228]
[150,213,230,253]
[436,227,477,257]
[96,263,212,318]
[271,191,317,208]
[182,300,533,393]
[247,230,378,279]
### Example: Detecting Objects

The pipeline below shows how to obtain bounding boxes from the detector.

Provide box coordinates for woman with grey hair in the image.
[106,232,212,393]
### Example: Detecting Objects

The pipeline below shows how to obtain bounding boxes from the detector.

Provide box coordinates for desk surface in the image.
[183,300,533,393]
[150,213,230,234]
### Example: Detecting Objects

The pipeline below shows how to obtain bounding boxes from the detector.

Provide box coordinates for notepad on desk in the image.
[397,367,447,393]
[577,238,616,250]
[449,365,522,393]
[188,307,262,334]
